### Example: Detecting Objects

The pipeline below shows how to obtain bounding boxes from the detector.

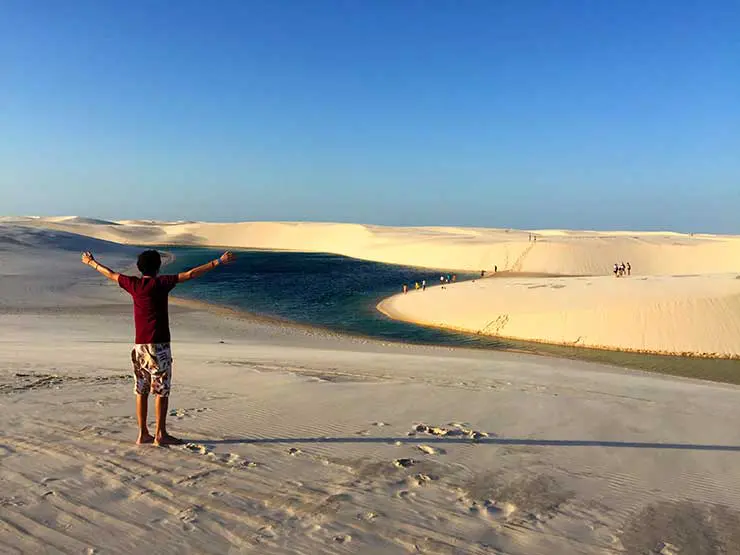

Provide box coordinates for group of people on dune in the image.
[402,273,461,293]
[613,261,631,277]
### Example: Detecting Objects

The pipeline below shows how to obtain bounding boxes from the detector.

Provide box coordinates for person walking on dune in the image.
[82,249,235,446]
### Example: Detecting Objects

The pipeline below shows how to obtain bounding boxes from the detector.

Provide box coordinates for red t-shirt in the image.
[118,274,178,344]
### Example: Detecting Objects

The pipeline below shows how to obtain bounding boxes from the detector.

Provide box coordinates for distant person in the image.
[626,262,631,276]
[402,283,408,294]
[440,275,445,285]
[480,270,485,278]
[81,249,235,446]
[494,265,498,273]
[619,262,626,277]
[452,274,457,282]
[422,279,426,291]
[614,263,619,277]
[446,274,452,283]
[414,281,420,290]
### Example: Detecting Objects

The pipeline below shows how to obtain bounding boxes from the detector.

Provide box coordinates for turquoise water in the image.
[165,247,482,344]
[164,247,740,383]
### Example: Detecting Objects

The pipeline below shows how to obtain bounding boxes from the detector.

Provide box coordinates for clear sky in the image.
[1,1,738,232]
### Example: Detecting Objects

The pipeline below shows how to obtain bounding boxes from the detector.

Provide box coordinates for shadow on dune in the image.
[193,436,740,452]
[0,225,139,255]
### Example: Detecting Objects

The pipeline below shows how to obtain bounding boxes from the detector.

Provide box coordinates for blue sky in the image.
[1,1,738,232]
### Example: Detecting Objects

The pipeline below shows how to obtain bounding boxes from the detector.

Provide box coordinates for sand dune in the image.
[0,225,141,312]
[7,216,740,356]
[8,216,740,275]
[4,222,740,553]
[379,274,740,357]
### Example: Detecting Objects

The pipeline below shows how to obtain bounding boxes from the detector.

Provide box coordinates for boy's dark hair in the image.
[137,250,162,276]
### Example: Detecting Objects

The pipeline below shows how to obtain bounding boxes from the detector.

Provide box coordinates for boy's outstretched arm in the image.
[177,251,235,282]
[81,251,121,282]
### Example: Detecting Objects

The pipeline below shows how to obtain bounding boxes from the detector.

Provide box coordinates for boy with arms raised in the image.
[81,249,235,445]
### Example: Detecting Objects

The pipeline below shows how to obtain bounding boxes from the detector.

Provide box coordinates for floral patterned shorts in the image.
[131,343,172,397]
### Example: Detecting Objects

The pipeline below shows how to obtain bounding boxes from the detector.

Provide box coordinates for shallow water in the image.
[164,247,740,384]
[164,247,479,342]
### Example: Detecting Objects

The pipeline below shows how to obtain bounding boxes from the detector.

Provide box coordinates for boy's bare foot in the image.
[154,433,183,446]
[136,432,155,445]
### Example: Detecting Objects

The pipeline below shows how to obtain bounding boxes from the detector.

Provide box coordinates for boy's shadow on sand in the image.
[191,436,740,452]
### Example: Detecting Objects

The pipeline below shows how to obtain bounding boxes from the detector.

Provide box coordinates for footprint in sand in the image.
[416,444,445,456]
[414,424,447,436]
[403,474,433,488]
[656,542,679,555]
[178,507,200,531]
[288,447,302,456]
[415,422,490,442]
[333,534,351,544]
[185,445,258,467]
[482,500,518,519]
[169,407,212,419]
[257,525,277,541]
[224,453,258,468]
[413,473,438,486]
[184,443,211,455]
[372,421,390,427]
[393,458,416,468]
[181,522,195,532]
[357,511,379,522]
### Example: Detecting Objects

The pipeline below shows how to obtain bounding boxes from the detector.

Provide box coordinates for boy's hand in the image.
[81,252,118,281]
[219,251,235,265]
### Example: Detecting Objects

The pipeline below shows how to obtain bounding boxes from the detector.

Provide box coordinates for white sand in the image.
[379,274,740,357]
[3,220,740,553]
[8,216,740,356]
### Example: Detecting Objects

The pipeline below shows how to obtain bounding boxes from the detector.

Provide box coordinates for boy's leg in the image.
[154,395,182,446]
[151,345,181,446]
[135,394,154,444]
[131,346,154,445]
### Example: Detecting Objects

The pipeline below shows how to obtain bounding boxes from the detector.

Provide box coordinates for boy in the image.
[81,249,235,446]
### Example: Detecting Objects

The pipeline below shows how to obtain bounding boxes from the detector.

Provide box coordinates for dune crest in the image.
[11,216,740,274]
